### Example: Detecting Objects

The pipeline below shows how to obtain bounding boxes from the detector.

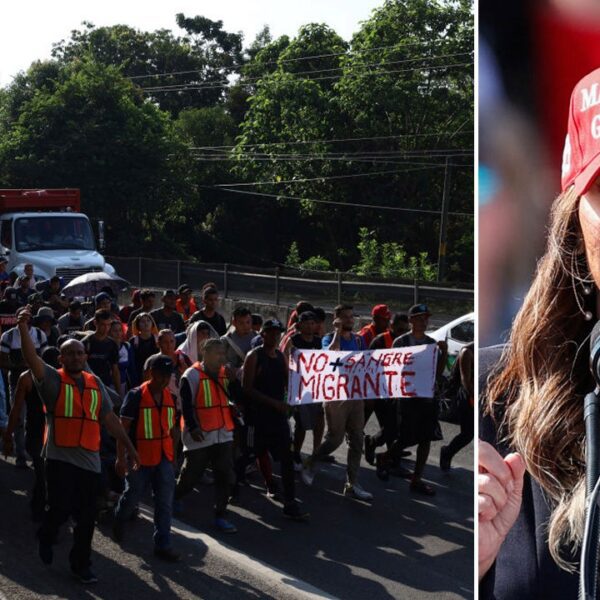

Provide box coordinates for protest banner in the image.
[287,345,438,405]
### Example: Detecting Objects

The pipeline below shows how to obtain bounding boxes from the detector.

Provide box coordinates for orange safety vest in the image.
[134,381,175,467]
[192,363,235,432]
[382,331,394,349]
[176,297,198,320]
[53,369,102,452]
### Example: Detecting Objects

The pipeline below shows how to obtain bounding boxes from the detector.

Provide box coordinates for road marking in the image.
[138,505,338,600]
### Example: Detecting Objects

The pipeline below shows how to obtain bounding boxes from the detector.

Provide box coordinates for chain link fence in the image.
[107,256,473,309]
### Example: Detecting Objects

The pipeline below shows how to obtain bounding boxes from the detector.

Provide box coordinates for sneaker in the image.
[153,547,181,562]
[283,501,309,521]
[301,462,316,486]
[215,517,237,533]
[375,454,390,482]
[71,567,98,584]
[112,518,125,543]
[266,482,282,501]
[440,446,452,471]
[364,435,376,466]
[343,483,373,501]
[410,479,436,496]
[38,539,53,565]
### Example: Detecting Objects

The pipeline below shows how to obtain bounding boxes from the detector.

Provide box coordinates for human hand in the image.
[115,456,128,478]
[128,449,140,472]
[478,440,526,580]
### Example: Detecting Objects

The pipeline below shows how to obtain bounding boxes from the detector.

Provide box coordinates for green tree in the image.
[0,59,186,254]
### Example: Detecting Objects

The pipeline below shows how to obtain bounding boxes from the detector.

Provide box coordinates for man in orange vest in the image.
[113,354,180,562]
[359,304,392,348]
[176,284,198,322]
[175,338,239,533]
[17,307,139,585]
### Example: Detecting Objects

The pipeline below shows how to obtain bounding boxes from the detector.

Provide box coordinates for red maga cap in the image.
[372,304,391,319]
[562,68,600,195]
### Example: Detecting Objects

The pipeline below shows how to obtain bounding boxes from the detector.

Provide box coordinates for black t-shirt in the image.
[196,310,227,336]
[150,308,185,334]
[130,335,159,381]
[82,333,119,386]
[250,347,288,433]
[290,333,322,350]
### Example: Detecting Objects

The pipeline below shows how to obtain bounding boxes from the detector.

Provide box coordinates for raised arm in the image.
[17,309,46,381]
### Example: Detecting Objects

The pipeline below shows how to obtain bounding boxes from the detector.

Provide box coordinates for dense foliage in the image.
[0,0,473,283]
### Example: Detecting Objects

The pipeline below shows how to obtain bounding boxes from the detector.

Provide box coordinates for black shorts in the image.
[396,398,442,447]
[248,423,292,461]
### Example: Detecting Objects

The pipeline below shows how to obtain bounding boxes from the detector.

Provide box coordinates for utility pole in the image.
[437,156,451,282]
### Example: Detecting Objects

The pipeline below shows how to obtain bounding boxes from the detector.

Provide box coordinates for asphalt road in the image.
[0,419,473,600]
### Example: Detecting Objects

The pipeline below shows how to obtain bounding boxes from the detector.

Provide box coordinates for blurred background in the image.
[479,0,600,345]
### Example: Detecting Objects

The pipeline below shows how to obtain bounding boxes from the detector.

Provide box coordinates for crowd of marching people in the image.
[0,264,473,584]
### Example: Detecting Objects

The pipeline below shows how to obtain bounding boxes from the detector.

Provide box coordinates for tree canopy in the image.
[0,0,473,282]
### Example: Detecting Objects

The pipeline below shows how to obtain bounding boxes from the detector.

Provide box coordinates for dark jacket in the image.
[479,345,578,599]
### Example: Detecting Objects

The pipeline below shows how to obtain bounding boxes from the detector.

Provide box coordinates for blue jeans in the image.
[115,457,175,550]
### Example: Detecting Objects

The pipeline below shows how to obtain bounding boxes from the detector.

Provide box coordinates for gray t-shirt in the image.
[33,363,113,473]
[221,331,255,369]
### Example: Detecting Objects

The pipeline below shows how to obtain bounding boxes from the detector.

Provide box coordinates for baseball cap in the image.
[162,289,176,298]
[177,284,192,295]
[69,300,82,311]
[35,307,55,322]
[144,354,174,374]
[408,304,431,318]
[372,304,392,319]
[298,311,317,323]
[261,318,285,333]
[95,292,111,304]
[561,68,600,195]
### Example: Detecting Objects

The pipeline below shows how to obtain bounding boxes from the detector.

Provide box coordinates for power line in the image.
[213,166,445,187]
[141,61,473,93]
[140,52,472,90]
[204,185,474,217]
[128,38,465,81]
[195,149,473,158]
[191,131,473,151]
[190,156,473,166]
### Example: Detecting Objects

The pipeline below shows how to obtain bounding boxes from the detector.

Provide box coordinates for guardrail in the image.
[106,256,473,307]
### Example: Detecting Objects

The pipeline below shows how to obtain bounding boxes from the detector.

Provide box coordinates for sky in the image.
[0,0,385,86]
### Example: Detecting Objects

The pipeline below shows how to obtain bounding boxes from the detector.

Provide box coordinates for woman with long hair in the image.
[479,68,600,597]
[128,312,159,385]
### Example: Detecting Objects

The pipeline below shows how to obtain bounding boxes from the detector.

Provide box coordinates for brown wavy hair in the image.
[485,186,595,570]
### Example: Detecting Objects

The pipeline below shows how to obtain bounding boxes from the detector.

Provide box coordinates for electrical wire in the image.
[203,185,474,216]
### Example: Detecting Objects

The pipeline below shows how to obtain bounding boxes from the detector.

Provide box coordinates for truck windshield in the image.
[14,217,96,252]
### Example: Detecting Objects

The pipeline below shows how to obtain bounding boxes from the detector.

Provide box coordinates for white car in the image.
[427,312,475,374]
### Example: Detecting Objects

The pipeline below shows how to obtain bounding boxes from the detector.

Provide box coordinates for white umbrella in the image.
[61,271,130,298]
